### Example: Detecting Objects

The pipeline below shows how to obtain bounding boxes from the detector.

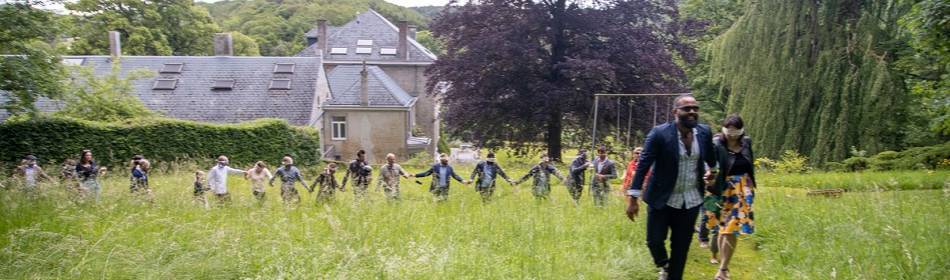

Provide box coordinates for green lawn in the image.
[0,162,947,279]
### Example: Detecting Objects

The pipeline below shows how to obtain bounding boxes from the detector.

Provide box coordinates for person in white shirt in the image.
[207,155,246,204]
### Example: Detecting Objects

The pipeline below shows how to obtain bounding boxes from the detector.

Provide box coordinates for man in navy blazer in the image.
[626,95,718,280]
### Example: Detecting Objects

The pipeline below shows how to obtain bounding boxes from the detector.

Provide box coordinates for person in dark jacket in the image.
[470,152,513,203]
[414,153,469,201]
[625,95,718,280]
[703,114,757,280]
[590,146,618,207]
[567,149,591,203]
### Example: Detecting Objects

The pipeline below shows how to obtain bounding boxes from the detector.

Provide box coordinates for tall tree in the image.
[703,0,913,163]
[426,0,692,161]
[0,0,67,117]
[66,0,221,56]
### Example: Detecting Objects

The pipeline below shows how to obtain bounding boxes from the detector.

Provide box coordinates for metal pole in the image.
[591,95,599,152]
[653,97,658,127]
[616,99,621,149]
[626,100,632,147]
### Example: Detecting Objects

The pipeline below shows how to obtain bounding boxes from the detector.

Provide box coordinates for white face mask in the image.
[722,127,744,137]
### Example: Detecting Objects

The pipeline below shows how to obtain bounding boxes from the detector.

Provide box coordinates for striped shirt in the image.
[667,128,703,209]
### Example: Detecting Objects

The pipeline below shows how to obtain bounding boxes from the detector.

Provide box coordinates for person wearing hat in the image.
[206,155,247,204]
[128,155,151,195]
[513,153,565,200]
[470,152,514,203]
[270,155,308,204]
[342,150,373,199]
[14,154,52,190]
[310,162,342,203]
[567,149,592,203]
[414,153,469,201]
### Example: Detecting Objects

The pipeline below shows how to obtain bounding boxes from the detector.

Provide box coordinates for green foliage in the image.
[66,0,221,56]
[759,170,949,192]
[202,0,429,56]
[229,31,260,56]
[0,2,67,117]
[769,150,811,174]
[896,0,950,140]
[415,30,444,56]
[0,116,321,169]
[56,62,158,122]
[829,142,950,171]
[701,0,913,163]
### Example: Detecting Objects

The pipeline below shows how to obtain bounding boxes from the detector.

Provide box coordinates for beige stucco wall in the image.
[325,63,440,158]
[323,108,409,163]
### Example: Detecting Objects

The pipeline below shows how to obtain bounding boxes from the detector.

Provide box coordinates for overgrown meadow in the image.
[1,153,947,279]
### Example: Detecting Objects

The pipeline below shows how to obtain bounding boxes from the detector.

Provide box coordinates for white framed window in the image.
[331,116,347,140]
[330,48,347,54]
[356,39,373,46]
[379,48,397,55]
[355,47,372,54]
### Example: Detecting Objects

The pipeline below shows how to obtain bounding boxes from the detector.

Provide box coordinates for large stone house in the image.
[0,32,330,127]
[1,10,440,163]
[296,9,440,162]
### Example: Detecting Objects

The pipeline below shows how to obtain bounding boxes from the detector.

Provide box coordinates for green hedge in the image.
[0,116,321,170]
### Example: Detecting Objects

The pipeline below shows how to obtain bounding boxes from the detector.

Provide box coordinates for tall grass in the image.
[0,160,947,279]
[758,170,950,191]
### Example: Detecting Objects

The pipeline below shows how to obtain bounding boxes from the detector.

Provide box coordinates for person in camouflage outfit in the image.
[342,150,373,199]
[376,153,410,201]
[470,152,513,203]
[309,163,341,203]
[514,154,565,200]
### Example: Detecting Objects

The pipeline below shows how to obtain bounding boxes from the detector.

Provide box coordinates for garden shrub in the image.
[0,116,320,170]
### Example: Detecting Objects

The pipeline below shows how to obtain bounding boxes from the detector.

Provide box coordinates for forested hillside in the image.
[200,0,430,56]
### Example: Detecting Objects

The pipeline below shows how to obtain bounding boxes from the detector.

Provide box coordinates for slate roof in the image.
[325,65,414,107]
[0,55,324,126]
[297,10,437,63]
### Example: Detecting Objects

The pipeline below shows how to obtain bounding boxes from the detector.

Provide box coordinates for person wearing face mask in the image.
[207,155,247,204]
[376,153,411,201]
[470,152,514,203]
[310,162,342,203]
[590,146,618,207]
[414,153,470,202]
[625,95,718,280]
[270,155,308,204]
[704,114,756,280]
[342,150,373,199]
[514,153,564,200]
[14,154,52,191]
[567,149,591,204]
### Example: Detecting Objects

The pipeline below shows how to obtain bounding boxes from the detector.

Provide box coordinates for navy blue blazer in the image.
[628,122,717,209]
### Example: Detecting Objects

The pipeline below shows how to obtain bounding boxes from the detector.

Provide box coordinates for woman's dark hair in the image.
[79,150,93,165]
[721,114,745,129]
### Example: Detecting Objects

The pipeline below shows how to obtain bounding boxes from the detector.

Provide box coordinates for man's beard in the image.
[679,115,698,128]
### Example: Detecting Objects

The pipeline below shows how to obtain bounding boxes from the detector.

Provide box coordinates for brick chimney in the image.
[360,61,369,107]
[213,33,233,56]
[317,19,328,54]
[408,25,418,40]
[108,31,121,58]
[398,20,409,60]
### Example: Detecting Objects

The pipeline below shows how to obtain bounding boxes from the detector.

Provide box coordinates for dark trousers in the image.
[646,205,701,280]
